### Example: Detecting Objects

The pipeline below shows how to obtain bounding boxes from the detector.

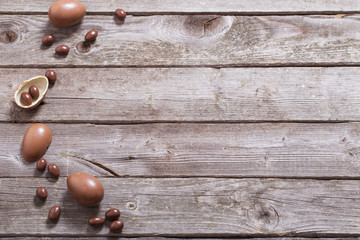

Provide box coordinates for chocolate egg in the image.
[48,0,86,28]
[22,124,52,162]
[67,172,104,207]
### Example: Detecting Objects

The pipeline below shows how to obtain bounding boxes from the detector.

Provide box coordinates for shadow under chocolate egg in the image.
[33,195,46,208]
[9,102,43,122]
[113,15,125,25]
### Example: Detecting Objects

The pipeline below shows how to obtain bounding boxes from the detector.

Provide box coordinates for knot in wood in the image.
[76,41,92,53]
[182,15,224,38]
[126,202,137,210]
[1,30,18,43]
[248,204,279,229]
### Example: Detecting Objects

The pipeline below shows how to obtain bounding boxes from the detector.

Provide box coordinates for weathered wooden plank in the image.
[3,67,360,122]
[1,238,357,240]
[0,15,359,67]
[1,123,360,178]
[1,0,360,14]
[1,178,360,236]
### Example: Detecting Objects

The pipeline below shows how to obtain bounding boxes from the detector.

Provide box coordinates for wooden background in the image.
[1,0,360,239]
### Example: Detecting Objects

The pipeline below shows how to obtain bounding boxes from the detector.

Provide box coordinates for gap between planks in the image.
[2,63,360,69]
[0,120,356,124]
[0,11,360,16]
[1,238,360,240]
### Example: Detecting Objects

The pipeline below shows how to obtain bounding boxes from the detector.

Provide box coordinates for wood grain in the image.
[2,122,360,178]
[0,238,357,240]
[1,0,360,14]
[1,177,360,236]
[3,67,360,122]
[0,15,359,67]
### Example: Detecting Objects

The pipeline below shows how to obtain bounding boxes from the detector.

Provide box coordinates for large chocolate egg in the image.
[48,0,86,28]
[67,172,104,207]
[22,123,52,162]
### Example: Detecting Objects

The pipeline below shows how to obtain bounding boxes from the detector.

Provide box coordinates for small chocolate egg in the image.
[85,29,98,42]
[48,163,60,178]
[22,124,52,162]
[55,45,70,55]
[67,172,104,207]
[20,92,32,106]
[48,205,61,221]
[42,34,55,46]
[36,158,47,171]
[45,70,57,84]
[105,208,120,220]
[36,187,48,200]
[110,220,124,233]
[88,216,105,226]
[115,9,126,20]
[29,86,39,99]
[48,0,86,28]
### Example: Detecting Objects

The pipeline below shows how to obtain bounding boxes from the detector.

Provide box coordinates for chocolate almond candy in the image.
[48,163,60,178]
[105,208,120,220]
[42,34,55,46]
[45,70,57,84]
[115,9,126,20]
[88,217,105,226]
[85,29,98,42]
[22,124,52,162]
[29,86,40,99]
[55,45,70,55]
[36,187,48,200]
[36,158,47,171]
[110,220,124,233]
[48,205,61,221]
[20,92,32,106]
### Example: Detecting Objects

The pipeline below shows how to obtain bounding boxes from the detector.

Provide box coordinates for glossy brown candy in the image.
[67,172,104,207]
[42,34,55,46]
[36,158,47,171]
[85,29,98,42]
[48,0,86,28]
[45,70,57,84]
[20,92,32,106]
[22,124,52,162]
[36,187,48,200]
[29,86,39,99]
[110,220,124,233]
[48,163,60,178]
[48,205,61,221]
[105,208,120,220]
[55,45,70,55]
[88,217,105,226]
[115,9,126,20]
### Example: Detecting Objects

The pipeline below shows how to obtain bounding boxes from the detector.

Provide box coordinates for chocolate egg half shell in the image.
[14,76,48,110]
[22,123,52,162]
[48,0,86,28]
[67,172,104,207]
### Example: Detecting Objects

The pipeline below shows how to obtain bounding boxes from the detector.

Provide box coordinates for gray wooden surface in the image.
[2,0,360,14]
[0,0,359,239]
[0,15,360,67]
[2,67,360,122]
[1,123,360,178]
[2,178,360,236]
